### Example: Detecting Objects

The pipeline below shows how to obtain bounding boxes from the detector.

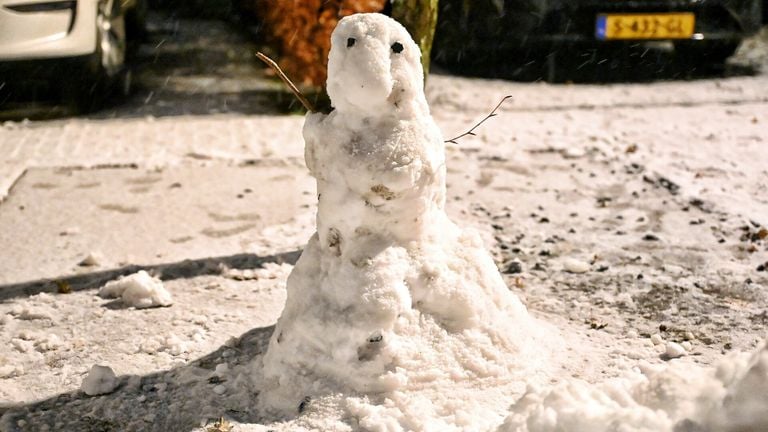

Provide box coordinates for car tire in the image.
[764,0,768,24]
[126,0,148,56]
[63,0,128,113]
[674,40,740,68]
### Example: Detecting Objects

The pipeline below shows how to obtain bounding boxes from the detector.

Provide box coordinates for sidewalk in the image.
[1,71,767,299]
[0,162,315,288]
[4,71,768,200]
[0,114,306,202]
[0,72,767,430]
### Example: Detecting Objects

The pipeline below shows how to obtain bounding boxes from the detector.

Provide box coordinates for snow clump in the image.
[98,270,172,308]
[80,365,118,396]
[499,342,768,432]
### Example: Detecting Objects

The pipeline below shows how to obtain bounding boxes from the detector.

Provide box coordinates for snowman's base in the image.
[256,221,556,415]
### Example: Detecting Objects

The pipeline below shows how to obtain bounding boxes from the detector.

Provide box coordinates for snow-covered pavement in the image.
[1,31,768,432]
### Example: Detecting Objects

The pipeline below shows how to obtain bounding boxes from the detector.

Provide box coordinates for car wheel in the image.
[674,40,740,68]
[126,0,148,56]
[96,0,127,78]
[63,0,128,113]
[764,0,768,24]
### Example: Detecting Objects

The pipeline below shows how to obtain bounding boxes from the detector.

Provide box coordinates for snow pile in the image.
[500,342,768,432]
[0,364,22,379]
[98,270,173,308]
[78,252,103,267]
[257,13,553,424]
[80,365,118,396]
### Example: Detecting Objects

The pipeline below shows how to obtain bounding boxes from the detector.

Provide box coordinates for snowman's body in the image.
[259,13,534,414]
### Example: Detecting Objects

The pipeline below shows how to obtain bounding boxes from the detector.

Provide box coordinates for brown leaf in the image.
[206,417,233,432]
[55,280,72,294]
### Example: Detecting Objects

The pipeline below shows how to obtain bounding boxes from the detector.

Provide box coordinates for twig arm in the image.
[255,52,317,113]
[444,95,513,144]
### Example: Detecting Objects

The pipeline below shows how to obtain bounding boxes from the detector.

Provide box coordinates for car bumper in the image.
[524,0,763,43]
[0,0,97,61]
[436,0,762,52]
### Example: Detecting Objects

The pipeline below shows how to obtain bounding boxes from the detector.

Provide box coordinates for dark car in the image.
[434,0,763,69]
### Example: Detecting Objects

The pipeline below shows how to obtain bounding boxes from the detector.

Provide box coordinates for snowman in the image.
[259,13,539,415]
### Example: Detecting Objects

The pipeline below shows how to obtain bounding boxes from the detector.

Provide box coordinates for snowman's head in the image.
[327,13,427,118]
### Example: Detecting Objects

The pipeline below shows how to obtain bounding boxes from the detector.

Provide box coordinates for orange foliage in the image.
[255,0,387,87]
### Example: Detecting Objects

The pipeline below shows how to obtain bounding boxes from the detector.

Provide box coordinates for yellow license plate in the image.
[596,13,695,40]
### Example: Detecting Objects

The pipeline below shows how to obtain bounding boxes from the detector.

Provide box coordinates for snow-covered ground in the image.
[0,24,767,432]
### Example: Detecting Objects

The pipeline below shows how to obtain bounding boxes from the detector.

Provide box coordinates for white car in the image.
[0,0,145,111]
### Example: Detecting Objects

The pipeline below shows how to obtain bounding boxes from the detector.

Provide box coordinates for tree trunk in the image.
[391,0,439,78]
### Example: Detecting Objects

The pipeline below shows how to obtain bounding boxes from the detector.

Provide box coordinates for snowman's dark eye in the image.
[347,38,356,48]
[391,42,404,54]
